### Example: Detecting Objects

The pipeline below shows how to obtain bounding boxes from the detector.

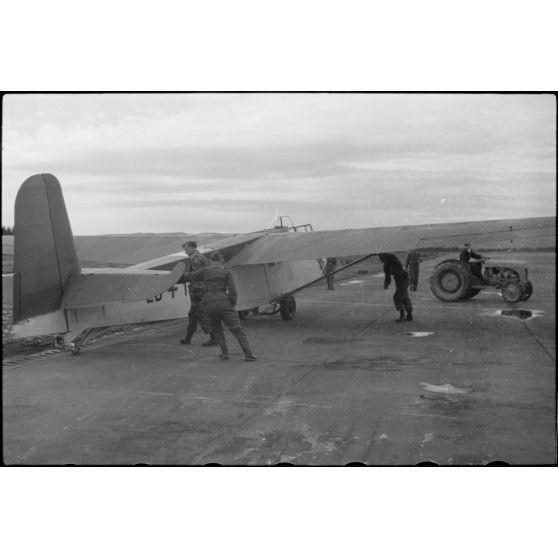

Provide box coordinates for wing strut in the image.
[284,254,377,297]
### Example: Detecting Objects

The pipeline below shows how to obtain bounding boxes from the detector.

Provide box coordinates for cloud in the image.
[2,93,555,234]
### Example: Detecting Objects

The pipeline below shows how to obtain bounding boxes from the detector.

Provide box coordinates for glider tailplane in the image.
[13,174,81,325]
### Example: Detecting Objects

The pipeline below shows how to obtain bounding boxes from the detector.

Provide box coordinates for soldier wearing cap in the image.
[459,242,483,263]
[185,250,257,362]
[180,240,216,346]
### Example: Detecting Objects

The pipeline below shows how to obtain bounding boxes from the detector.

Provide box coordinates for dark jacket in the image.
[380,253,408,288]
[187,263,238,306]
[459,248,483,263]
[324,257,336,273]
[183,250,210,294]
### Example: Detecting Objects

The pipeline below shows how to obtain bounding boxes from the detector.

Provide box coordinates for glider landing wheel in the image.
[279,295,296,320]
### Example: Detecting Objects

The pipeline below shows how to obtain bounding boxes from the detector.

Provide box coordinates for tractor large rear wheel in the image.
[430,261,474,302]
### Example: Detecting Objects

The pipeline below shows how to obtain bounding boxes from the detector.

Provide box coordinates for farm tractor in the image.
[430,257,533,303]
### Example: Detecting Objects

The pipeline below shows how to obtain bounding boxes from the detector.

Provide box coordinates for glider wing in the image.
[225,217,555,266]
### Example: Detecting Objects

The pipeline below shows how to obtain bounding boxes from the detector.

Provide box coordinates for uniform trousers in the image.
[205,299,254,357]
[394,277,413,317]
[408,264,419,290]
[185,293,210,339]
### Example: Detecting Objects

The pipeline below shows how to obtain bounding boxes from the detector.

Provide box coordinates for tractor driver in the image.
[459,242,485,281]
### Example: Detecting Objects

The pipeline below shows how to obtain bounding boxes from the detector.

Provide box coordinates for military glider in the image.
[6,174,555,352]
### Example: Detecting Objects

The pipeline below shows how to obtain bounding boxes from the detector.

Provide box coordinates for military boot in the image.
[213,332,229,359]
[180,333,193,345]
[181,321,196,344]
[231,327,257,362]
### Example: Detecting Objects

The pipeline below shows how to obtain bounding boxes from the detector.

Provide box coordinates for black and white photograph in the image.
[2,1,558,555]
[2,93,555,466]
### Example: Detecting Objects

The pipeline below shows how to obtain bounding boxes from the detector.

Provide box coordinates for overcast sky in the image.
[2,93,555,235]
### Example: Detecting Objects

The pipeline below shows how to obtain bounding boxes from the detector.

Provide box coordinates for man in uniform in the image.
[180,241,216,346]
[379,253,413,322]
[459,242,484,281]
[186,251,257,362]
[324,257,337,290]
[404,250,421,291]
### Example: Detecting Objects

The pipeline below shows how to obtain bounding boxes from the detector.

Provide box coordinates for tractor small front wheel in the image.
[521,281,533,301]
[501,281,523,303]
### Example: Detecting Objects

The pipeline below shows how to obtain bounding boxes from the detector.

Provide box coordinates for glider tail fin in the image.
[13,174,81,323]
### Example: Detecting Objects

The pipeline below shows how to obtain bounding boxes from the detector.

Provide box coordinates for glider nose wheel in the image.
[67,343,80,356]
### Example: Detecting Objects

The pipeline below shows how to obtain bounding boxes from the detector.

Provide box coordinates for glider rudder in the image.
[13,174,81,322]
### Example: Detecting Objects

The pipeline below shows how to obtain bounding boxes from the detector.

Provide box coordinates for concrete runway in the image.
[3,252,555,465]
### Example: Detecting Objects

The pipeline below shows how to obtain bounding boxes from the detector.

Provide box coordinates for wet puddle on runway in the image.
[482,308,545,321]
[488,309,545,320]
[320,355,421,371]
[420,382,471,395]
[393,331,435,337]
[339,280,364,285]
[421,433,434,444]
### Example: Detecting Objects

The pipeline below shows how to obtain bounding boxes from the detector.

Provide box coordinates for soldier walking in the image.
[379,253,413,322]
[186,251,257,362]
[180,240,216,346]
